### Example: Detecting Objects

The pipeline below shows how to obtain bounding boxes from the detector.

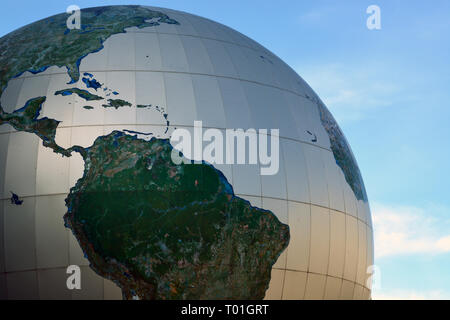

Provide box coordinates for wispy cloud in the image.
[296,5,343,27]
[372,288,450,300]
[297,7,331,25]
[372,202,450,258]
[295,63,400,123]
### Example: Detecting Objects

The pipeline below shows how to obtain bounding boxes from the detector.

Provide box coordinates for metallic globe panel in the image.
[35,195,69,269]
[0,6,373,299]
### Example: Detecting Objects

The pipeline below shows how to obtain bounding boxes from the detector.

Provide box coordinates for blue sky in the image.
[1,0,449,299]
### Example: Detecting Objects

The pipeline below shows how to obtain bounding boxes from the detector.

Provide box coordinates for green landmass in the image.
[54,88,103,101]
[64,131,290,299]
[0,5,179,157]
[0,5,178,112]
[0,96,83,156]
[317,101,368,201]
[102,98,132,109]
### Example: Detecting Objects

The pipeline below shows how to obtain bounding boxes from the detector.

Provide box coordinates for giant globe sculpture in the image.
[0,5,373,299]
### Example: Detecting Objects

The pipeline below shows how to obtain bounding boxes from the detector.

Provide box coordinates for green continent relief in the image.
[0,5,179,157]
[102,98,132,109]
[64,132,290,299]
[317,102,368,202]
[55,88,104,101]
[0,97,79,156]
[0,5,178,103]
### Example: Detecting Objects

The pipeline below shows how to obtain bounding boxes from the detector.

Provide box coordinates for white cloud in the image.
[371,203,450,300]
[298,9,328,25]
[372,288,450,300]
[295,63,400,123]
[297,5,339,26]
[437,235,450,251]
[372,202,450,258]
